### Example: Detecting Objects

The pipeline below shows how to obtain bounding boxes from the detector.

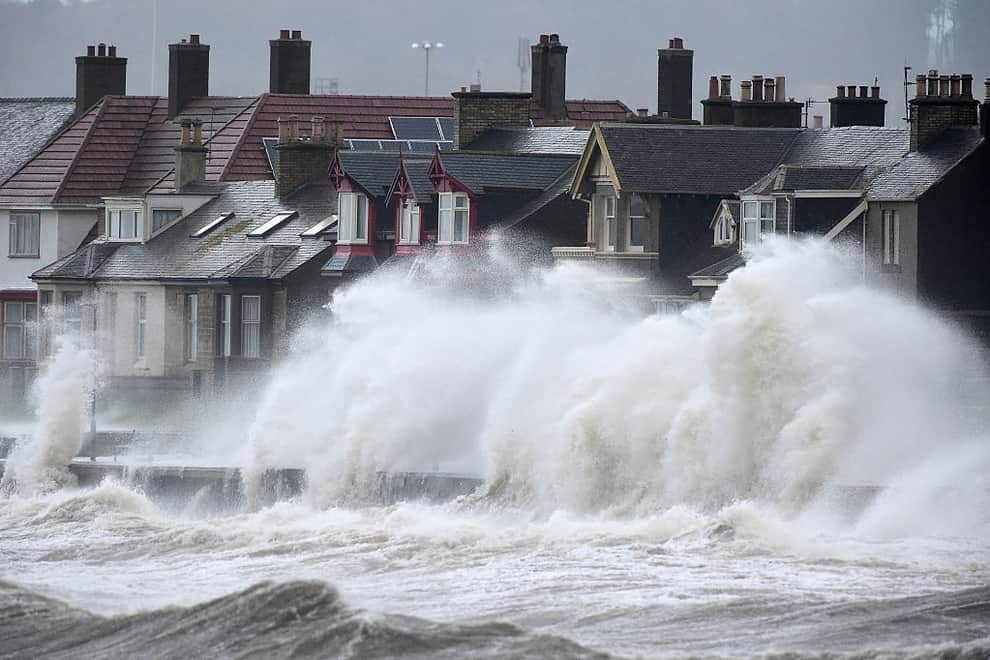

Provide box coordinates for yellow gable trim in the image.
[570,123,622,199]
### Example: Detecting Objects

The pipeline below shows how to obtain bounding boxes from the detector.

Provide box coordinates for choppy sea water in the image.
[1,482,989,659]
[2,240,990,657]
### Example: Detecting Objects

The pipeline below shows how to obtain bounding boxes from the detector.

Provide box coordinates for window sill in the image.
[7,254,40,259]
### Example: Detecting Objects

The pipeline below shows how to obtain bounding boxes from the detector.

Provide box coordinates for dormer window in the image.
[713,210,735,246]
[151,209,182,234]
[438,192,469,244]
[107,208,143,241]
[338,192,369,244]
[399,200,420,244]
[741,199,775,246]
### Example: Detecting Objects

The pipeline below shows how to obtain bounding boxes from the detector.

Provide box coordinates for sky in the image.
[1,0,987,126]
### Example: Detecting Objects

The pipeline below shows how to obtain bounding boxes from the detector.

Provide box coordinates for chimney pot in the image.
[962,74,974,98]
[673,37,683,48]
[950,74,961,97]
[87,45,96,56]
[549,33,559,43]
[915,74,926,97]
[190,34,200,45]
[859,85,868,98]
[984,77,990,102]
[719,75,731,98]
[279,29,290,39]
[108,45,117,57]
[180,119,192,144]
[97,43,106,57]
[708,76,718,99]
[291,29,302,40]
[469,82,481,92]
[871,85,880,98]
[836,85,845,98]
[740,80,752,102]
[775,76,785,102]
[939,74,950,97]
[846,85,856,98]
[311,116,325,142]
[192,119,203,144]
[752,75,764,102]
[637,107,648,117]
[764,77,776,102]
[927,74,939,97]
[813,115,824,129]
[540,34,549,45]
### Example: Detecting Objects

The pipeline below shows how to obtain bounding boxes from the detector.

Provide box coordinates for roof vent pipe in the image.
[775,76,786,102]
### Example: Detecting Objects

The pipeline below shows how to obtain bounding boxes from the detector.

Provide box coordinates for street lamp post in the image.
[411,40,443,96]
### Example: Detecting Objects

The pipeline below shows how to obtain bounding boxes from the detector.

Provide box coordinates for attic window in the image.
[248,212,296,238]
[713,210,735,246]
[192,212,234,238]
[301,215,337,237]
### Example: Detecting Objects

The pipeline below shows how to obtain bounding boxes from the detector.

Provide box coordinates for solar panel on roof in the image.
[437,118,454,140]
[390,117,442,141]
[409,141,441,153]
[349,139,383,151]
[380,141,405,152]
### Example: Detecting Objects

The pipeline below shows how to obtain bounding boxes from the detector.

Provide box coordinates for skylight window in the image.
[247,211,296,237]
[300,215,338,237]
[191,212,234,238]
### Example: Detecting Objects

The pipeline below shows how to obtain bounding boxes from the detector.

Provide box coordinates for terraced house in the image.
[8,29,628,406]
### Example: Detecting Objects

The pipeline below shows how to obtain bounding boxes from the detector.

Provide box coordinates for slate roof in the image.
[32,180,334,282]
[775,126,908,191]
[1,93,628,205]
[0,98,75,185]
[598,124,801,195]
[463,126,590,154]
[742,165,865,195]
[867,127,984,200]
[500,162,577,228]
[337,150,404,199]
[401,159,436,204]
[689,251,746,279]
[439,152,578,194]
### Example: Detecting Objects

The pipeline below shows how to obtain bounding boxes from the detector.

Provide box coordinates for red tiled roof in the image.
[0,93,630,203]
[0,102,102,205]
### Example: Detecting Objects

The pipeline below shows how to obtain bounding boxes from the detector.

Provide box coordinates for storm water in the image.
[1,238,989,658]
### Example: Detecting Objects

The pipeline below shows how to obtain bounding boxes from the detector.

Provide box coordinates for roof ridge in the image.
[0,97,74,103]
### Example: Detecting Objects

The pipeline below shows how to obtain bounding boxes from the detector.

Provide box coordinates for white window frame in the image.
[219,294,232,357]
[741,198,775,247]
[604,195,617,252]
[627,194,647,253]
[438,192,470,245]
[39,290,53,357]
[8,212,40,257]
[62,291,82,336]
[151,208,182,234]
[399,200,421,244]
[714,211,735,246]
[107,208,144,241]
[882,209,900,266]
[337,192,369,244]
[184,293,198,362]
[2,301,37,360]
[134,293,147,361]
[241,295,261,359]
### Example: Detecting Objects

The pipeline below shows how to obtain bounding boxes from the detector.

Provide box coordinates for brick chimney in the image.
[274,116,333,197]
[451,90,532,149]
[75,43,126,117]
[175,119,207,190]
[531,33,568,122]
[910,69,979,150]
[657,37,693,120]
[270,29,311,94]
[829,81,886,127]
[168,34,209,119]
[732,74,802,127]
[702,74,734,125]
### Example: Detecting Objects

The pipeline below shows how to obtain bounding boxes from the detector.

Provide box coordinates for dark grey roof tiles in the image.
[500,163,577,229]
[689,251,746,279]
[338,151,405,199]
[867,127,984,200]
[463,126,590,155]
[742,165,865,194]
[34,181,334,282]
[599,124,801,195]
[321,253,379,275]
[32,242,120,280]
[402,159,436,204]
[0,98,76,184]
[440,152,577,194]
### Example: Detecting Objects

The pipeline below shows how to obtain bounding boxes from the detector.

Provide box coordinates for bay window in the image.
[62,291,82,335]
[741,199,775,246]
[9,213,40,257]
[399,200,420,244]
[108,208,143,241]
[438,192,470,244]
[604,195,616,251]
[241,295,260,359]
[337,192,369,243]
[2,301,37,360]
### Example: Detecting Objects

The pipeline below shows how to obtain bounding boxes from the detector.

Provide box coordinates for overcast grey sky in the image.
[1,0,987,126]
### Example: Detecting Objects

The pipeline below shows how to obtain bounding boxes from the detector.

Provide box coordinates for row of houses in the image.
[1,30,988,417]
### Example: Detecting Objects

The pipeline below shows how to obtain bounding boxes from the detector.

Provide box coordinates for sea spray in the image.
[1,333,95,496]
[244,238,989,524]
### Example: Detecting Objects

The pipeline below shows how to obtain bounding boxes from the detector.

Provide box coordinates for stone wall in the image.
[452,91,532,149]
